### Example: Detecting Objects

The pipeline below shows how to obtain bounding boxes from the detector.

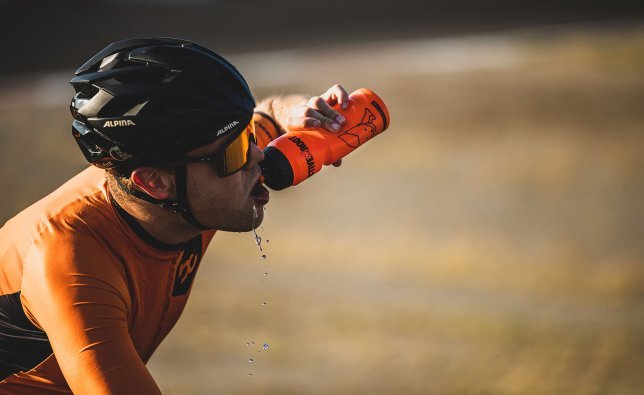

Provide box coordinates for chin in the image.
[216,209,264,232]
[250,211,265,230]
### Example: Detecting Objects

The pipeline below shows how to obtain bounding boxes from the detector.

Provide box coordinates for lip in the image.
[250,174,270,205]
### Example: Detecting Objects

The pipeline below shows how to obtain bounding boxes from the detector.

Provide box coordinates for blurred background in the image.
[2,1,644,394]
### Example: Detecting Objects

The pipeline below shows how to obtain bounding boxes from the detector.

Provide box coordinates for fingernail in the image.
[335,115,346,124]
[342,102,348,109]
[330,123,341,131]
[312,119,320,127]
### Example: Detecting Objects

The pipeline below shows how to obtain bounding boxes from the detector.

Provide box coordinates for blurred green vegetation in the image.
[1,24,643,395]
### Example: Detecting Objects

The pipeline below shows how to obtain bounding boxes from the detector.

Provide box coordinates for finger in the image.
[287,106,326,130]
[286,116,321,131]
[287,105,339,131]
[321,84,350,110]
[307,96,345,129]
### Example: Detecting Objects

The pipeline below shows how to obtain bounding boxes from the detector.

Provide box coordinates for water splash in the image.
[252,204,264,253]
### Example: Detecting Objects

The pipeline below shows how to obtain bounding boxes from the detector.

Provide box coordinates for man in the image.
[0,37,349,394]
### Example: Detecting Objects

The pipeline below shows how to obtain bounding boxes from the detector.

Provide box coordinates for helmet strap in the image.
[174,165,210,230]
[113,166,209,231]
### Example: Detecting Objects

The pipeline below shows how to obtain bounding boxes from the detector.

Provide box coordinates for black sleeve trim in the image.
[254,111,284,136]
[0,292,53,380]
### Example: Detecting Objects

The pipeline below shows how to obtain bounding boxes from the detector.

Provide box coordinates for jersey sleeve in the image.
[20,225,162,395]
[253,111,282,150]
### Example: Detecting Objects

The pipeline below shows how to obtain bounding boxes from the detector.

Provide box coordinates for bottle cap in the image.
[261,146,294,190]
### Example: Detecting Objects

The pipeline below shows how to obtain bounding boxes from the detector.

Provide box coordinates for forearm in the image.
[254,85,349,138]
[255,94,309,133]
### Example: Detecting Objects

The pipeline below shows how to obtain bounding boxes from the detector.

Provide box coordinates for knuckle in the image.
[303,107,318,117]
[304,118,320,129]
[307,96,322,107]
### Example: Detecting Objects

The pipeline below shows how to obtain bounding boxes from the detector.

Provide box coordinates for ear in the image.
[130,167,175,200]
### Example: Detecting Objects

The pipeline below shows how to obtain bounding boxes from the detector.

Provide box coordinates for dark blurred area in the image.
[2,0,644,75]
[2,1,644,394]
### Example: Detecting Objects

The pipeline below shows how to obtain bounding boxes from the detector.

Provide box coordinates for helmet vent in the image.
[77,85,99,99]
[98,96,146,118]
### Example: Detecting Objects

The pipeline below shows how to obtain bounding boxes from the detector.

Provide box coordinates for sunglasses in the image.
[173,120,257,176]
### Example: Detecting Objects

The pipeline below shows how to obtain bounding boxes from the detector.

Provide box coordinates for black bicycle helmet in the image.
[69,37,256,230]
[70,37,255,175]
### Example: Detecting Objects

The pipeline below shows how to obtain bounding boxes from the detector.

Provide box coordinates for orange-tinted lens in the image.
[217,120,256,176]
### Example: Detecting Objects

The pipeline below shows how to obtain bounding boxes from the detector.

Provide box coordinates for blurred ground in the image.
[1,20,644,395]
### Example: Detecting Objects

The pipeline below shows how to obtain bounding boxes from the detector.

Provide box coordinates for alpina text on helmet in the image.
[103,120,136,128]
[217,121,240,136]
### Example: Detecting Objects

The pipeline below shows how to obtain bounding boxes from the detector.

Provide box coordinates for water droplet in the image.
[249,358,254,363]
[261,254,267,260]
[253,233,263,252]
[248,373,253,377]
[251,204,263,252]
[264,272,268,276]
[266,239,270,244]
[263,343,269,350]
[251,341,255,345]
[261,302,267,307]
[246,342,250,346]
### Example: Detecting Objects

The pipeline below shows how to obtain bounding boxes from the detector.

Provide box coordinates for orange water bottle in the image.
[261,88,390,190]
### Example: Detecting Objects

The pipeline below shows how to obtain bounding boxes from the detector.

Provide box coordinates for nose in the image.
[246,142,265,167]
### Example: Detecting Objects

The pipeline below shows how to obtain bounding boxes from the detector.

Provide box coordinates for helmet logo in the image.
[217,121,239,136]
[103,120,136,128]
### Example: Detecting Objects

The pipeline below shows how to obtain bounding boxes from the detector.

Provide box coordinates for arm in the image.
[254,84,350,134]
[21,232,161,395]
[254,84,350,165]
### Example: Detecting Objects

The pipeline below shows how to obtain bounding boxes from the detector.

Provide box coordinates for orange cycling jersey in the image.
[0,113,280,394]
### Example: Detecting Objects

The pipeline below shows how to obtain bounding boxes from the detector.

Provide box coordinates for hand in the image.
[286,84,349,133]
[287,84,349,167]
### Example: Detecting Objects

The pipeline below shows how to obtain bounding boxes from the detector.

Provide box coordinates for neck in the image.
[108,180,202,246]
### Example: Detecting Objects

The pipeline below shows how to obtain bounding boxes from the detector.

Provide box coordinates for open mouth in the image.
[250,179,270,205]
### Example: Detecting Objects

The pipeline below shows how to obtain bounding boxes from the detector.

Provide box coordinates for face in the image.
[183,136,270,232]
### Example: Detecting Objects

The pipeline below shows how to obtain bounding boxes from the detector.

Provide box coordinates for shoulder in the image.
[23,167,127,290]
[19,192,131,329]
